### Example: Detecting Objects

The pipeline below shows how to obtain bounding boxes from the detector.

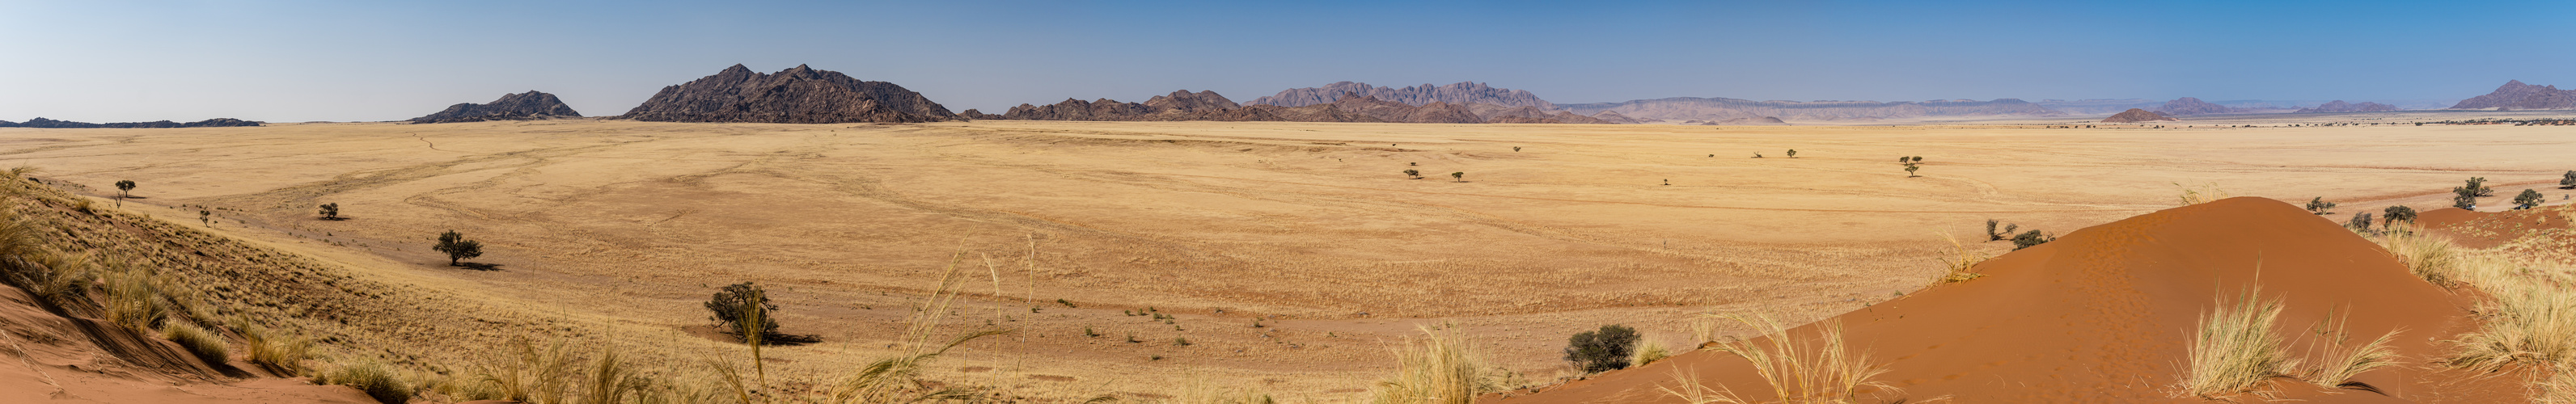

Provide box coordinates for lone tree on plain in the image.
[1985,219,2020,242]
[705,282,781,343]
[2304,197,2337,215]
[2515,189,2546,210]
[2463,177,2494,197]
[113,179,136,207]
[1786,149,1798,158]
[1563,324,1642,373]
[318,203,341,220]
[197,209,210,226]
[2345,212,2376,232]
[433,230,483,267]
[2561,170,2576,189]
[1402,169,1420,179]
[1450,172,1465,182]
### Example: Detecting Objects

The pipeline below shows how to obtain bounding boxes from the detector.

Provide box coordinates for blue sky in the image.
[2,0,2569,122]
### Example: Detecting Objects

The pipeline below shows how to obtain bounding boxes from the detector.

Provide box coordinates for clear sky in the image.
[2,0,2570,122]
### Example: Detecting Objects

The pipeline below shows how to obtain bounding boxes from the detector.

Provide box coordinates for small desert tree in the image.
[2344,212,2375,233]
[1450,172,1464,182]
[2465,177,2494,196]
[1905,162,1921,177]
[432,230,482,266]
[1563,325,1641,373]
[2303,197,2336,215]
[1786,149,1798,158]
[114,179,136,207]
[197,209,211,226]
[705,282,781,343]
[2451,193,2478,211]
[318,203,340,220]
[2561,170,2576,189]
[1403,169,1421,179]
[2381,205,2417,229]
[1986,219,2020,242]
[2515,188,2544,210]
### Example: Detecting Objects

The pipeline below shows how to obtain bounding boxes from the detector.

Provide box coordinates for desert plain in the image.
[2,111,2572,401]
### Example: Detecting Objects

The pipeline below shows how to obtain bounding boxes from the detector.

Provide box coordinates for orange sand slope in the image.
[1504,197,2506,403]
[0,284,372,403]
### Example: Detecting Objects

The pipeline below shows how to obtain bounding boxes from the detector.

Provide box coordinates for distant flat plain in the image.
[2,112,2568,398]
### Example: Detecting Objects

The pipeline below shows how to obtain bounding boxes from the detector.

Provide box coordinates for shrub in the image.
[2343,212,2375,233]
[163,322,229,365]
[1785,149,1797,158]
[704,282,781,343]
[2178,287,2288,398]
[2304,197,2336,215]
[1563,325,1642,373]
[1402,169,1420,179]
[319,203,340,220]
[2515,189,2544,210]
[2380,205,2417,228]
[2452,193,2478,210]
[433,229,482,266]
[1984,219,2018,242]
[1449,172,1464,182]
[2561,170,2575,189]
[332,361,414,404]
[2009,229,2054,250]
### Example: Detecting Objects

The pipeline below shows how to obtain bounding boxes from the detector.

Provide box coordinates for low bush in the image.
[1564,325,1642,373]
[2009,229,2054,250]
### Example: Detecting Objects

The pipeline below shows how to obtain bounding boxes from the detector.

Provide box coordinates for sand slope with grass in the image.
[1502,197,2514,402]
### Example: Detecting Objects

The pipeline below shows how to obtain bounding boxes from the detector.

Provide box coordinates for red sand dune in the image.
[1502,197,2511,403]
[0,284,373,403]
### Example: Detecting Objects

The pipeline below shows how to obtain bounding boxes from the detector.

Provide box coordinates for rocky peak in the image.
[409,90,582,124]
[623,64,958,124]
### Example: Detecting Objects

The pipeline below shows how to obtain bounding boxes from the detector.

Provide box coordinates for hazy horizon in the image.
[2,0,2569,123]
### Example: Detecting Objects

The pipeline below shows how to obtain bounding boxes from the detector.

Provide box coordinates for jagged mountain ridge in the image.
[408,90,582,124]
[974,90,1624,124]
[623,64,957,124]
[2450,80,2576,110]
[1246,82,1555,110]
[1557,97,2058,122]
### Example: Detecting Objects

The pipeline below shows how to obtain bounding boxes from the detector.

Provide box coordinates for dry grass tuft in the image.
[2295,310,2401,389]
[473,338,579,403]
[329,360,414,404]
[235,318,311,376]
[577,347,649,404]
[2450,259,2576,372]
[2176,182,2232,205]
[1689,314,1893,404]
[162,321,229,366]
[2178,286,2290,398]
[1632,337,1673,368]
[2379,231,2461,288]
[100,263,167,330]
[1931,233,1989,285]
[1372,325,1501,404]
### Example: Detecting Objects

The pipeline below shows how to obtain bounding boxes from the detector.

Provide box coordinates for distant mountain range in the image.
[1246,82,1554,110]
[624,65,957,124]
[2450,80,2575,110]
[965,90,1614,124]
[0,117,260,128]
[1558,98,2058,122]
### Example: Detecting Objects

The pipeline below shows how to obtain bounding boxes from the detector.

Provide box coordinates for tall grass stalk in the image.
[577,347,648,404]
[1372,325,1499,404]
[477,339,580,403]
[1931,233,1989,284]
[822,251,1013,404]
[2179,286,2290,398]
[1701,314,1894,404]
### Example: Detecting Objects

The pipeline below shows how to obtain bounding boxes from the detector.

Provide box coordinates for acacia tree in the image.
[1449,172,1465,182]
[2304,197,2337,215]
[113,179,136,207]
[2561,170,2575,189]
[433,230,483,266]
[318,203,341,220]
[2382,205,2418,229]
[1786,149,1798,158]
[2515,189,2545,210]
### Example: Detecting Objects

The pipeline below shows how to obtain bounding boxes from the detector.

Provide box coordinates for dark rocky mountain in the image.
[2293,100,2399,113]
[409,90,582,124]
[980,90,1279,122]
[2101,108,2177,123]
[623,64,957,124]
[977,90,1612,124]
[1477,105,1611,124]
[0,117,260,128]
[1560,97,2058,122]
[2449,80,2576,110]
[1247,82,1555,110]
[2151,97,2234,116]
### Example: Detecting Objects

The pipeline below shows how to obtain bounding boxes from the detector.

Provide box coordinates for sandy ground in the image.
[1,112,2570,400]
